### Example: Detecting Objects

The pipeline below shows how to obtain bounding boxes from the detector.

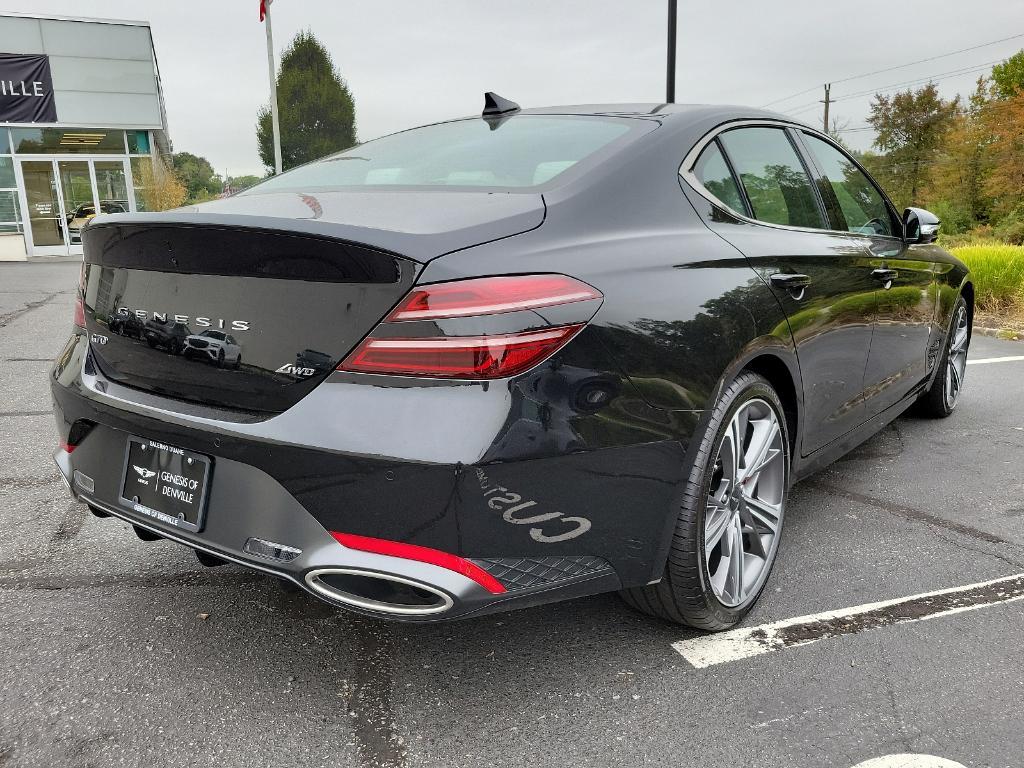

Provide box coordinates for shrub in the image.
[949,243,1024,316]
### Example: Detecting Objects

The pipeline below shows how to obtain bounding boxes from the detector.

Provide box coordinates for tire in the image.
[146,338,156,349]
[914,295,970,419]
[217,350,225,368]
[621,371,790,630]
[233,354,241,370]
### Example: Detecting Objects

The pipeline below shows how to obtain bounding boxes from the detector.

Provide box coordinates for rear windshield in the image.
[244,115,637,193]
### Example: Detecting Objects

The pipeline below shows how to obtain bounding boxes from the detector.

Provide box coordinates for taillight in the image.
[330,532,507,594]
[73,295,86,328]
[387,274,600,321]
[338,274,602,379]
[341,325,585,379]
[74,264,86,328]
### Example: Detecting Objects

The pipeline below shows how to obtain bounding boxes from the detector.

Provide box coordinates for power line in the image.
[758,31,1024,108]
[830,32,1024,86]
[831,60,1003,102]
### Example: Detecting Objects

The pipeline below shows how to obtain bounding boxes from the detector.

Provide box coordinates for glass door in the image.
[58,160,93,248]
[21,160,69,256]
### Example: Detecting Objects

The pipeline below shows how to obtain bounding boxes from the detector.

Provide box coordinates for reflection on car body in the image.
[183,330,242,368]
[144,319,190,354]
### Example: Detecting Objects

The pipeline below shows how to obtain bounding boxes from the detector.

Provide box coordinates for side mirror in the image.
[903,207,940,244]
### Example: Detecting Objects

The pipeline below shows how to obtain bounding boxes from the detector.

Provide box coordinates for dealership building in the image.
[0,13,170,259]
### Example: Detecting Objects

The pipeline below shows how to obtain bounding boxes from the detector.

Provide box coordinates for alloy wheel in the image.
[704,398,786,608]
[944,305,969,410]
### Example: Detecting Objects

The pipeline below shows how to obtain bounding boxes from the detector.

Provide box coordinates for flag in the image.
[259,0,272,22]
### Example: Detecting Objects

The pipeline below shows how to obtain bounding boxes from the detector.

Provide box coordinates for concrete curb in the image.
[975,326,1022,341]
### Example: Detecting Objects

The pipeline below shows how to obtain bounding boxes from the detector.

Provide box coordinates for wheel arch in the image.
[741,353,800,459]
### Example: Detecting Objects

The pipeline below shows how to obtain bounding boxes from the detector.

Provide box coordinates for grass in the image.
[948,242,1024,321]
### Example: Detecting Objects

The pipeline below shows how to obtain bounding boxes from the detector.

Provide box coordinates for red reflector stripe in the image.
[388,275,601,322]
[330,532,507,594]
[73,295,85,329]
[59,442,76,454]
[338,324,584,379]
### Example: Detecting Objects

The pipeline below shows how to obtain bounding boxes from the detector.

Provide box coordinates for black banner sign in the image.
[0,53,57,123]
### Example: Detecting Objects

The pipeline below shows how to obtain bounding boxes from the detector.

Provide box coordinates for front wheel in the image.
[621,372,790,630]
[915,295,970,418]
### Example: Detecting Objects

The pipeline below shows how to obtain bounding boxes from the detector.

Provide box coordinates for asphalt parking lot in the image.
[2,261,1023,768]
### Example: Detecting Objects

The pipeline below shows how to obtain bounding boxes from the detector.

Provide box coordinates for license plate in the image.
[119,437,211,532]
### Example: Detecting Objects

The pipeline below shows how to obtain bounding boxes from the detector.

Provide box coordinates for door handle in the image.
[871,268,899,284]
[770,273,812,289]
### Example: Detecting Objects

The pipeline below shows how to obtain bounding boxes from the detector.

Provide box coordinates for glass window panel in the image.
[719,127,824,229]
[0,157,14,188]
[0,189,22,232]
[94,161,129,210]
[130,156,149,211]
[12,128,126,155]
[693,141,746,214]
[0,129,9,155]
[802,133,894,237]
[127,130,150,154]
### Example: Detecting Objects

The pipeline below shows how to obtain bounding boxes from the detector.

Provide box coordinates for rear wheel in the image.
[621,372,790,630]
[217,349,225,368]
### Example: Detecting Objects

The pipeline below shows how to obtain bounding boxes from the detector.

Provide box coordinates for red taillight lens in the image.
[340,324,584,379]
[59,441,76,454]
[340,274,602,379]
[73,294,86,329]
[387,275,600,322]
[330,532,507,594]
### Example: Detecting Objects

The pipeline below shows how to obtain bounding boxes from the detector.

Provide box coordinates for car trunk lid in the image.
[81,221,421,413]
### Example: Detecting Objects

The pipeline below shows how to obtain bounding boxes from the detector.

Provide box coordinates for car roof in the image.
[517,102,800,125]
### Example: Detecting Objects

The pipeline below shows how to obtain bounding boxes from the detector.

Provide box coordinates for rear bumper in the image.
[51,331,692,621]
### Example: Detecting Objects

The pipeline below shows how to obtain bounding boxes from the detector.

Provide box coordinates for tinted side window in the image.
[692,140,747,214]
[802,133,893,237]
[718,127,824,229]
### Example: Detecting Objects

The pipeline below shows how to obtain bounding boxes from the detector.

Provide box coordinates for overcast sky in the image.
[3,0,1022,177]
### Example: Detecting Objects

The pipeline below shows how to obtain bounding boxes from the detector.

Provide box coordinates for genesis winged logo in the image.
[133,465,157,479]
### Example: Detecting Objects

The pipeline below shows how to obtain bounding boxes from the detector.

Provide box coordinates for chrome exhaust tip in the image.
[304,567,454,616]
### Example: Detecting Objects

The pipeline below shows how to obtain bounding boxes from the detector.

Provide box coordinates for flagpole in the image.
[264,2,283,175]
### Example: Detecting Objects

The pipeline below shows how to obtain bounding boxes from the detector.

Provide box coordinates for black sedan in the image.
[52,96,971,629]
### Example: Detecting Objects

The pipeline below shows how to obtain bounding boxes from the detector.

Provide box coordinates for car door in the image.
[796,131,937,418]
[684,125,877,454]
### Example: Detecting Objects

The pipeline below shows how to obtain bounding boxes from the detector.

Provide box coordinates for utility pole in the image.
[666,0,677,103]
[263,1,284,175]
[821,83,831,135]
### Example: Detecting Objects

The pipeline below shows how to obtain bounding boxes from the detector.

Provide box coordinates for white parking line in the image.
[967,355,1024,365]
[672,572,1024,668]
[851,757,966,768]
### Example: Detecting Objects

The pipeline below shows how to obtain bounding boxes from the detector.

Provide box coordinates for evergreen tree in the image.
[257,31,357,172]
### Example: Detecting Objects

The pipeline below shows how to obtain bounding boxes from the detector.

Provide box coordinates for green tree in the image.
[171,152,222,202]
[991,50,1024,99]
[226,174,263,193]
[922,78,994,231]
[866,83,959,209]
[257,31,356,172]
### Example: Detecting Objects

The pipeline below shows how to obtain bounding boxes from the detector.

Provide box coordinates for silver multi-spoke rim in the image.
[944,305,969,410]
[704,398,786,608]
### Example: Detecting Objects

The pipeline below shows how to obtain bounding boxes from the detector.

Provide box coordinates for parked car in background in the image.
[108,310,144,339]
[53,98,972,630]
[143,318,190,354]
[67,201,127,244]
[183,330,242,368]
